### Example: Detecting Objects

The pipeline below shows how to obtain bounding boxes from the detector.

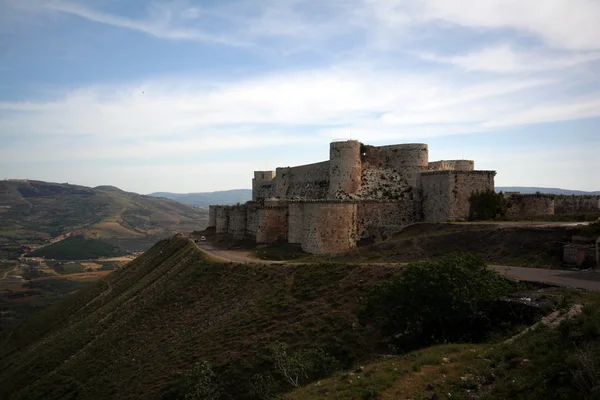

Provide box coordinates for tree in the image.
[469,189,507,220]
[179,361,220,400]
[364,253,509,350]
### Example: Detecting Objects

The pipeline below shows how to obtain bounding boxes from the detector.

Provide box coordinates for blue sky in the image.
[1,0,599,193]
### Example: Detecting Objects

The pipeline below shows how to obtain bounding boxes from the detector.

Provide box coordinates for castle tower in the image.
[328,140,362,199]
[252,170,276,201]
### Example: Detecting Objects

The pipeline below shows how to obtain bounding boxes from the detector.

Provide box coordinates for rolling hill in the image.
[0,180,208,252]
[1,235,598,400]
[150,189,252,206]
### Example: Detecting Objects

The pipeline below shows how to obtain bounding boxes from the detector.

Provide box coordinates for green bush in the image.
[178,361,220,400]
[469,190,507,220]
[363,253,509,350]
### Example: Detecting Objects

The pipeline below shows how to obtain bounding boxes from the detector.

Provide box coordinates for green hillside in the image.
[26,235,128,260]
[0,180,208,253]
[1,235,597,400]
[0,235,389,399]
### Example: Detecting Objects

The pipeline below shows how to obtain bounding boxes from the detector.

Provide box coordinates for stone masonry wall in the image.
[448,171,496,221]
[256,207,288,243]
[329,140,362,199]
[228,205,247,240]
[357,200,420,240]
[554,195,600,214]
[252,171,276,201]
[421,173,452,222]
[208,205,216,227]
[421,171,495,222]
[428,160,475,171]
[505,194,555,218]
[301,202,357,254]
[274,161,330,200]
[288,202,304,244]
[246,202,258,239]
[215,206,230,234]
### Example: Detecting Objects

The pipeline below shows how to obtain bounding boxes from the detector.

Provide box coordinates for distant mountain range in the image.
[150,189,252,207]
[496,187,600,195]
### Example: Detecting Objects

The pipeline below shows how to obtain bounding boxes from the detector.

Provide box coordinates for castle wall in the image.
[356,200,420,240]
[301,202,357,254]
[329,140,362,198]
[505,194,555,218]
[448,171,496,221]
[429,160,475,171]
[215,206,230,233]
[256,206,288,243]
[252,170,276,201]
[228,205,247,240]
[421,173,452,222]
[273,161,330,200]
[357,167,415,200]
[208,205,217,227]
[554,195,600,214]
[246,202,258,239]
[288,202,304,244]
[363,144,429,189]
[421,171,496,222]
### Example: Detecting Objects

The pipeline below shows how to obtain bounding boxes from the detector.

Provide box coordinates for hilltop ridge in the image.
[0,180,208,253]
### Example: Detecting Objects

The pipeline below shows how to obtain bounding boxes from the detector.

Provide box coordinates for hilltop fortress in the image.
[208,140,600,254]
[208,141,497,254]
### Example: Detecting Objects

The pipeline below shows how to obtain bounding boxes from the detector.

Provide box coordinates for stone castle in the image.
[207,140,496,254]
[208,140,600,254]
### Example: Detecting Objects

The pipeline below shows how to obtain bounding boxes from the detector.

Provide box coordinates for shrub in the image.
[363,253,509,350]
[268,341,339,388]
[178,361,220,400]
[469,190,507,220]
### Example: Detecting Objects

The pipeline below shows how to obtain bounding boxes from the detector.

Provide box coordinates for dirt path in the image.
[194,241,600,292]
[2,266,18,280]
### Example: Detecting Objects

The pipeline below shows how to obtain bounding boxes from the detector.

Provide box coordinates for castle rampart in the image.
[301,202,357,253]
[288,202,304,244]
[329,140,362,198]
[208,205,217,227]
[429,160,475,171]
[215,205,230,234]
[228,205,248,240]
[256,206,288,243]
[421,170,496,222]
[554,195,600,214]
[504,194,555,218]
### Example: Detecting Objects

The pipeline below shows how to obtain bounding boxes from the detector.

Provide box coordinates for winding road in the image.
[194,241,600,292]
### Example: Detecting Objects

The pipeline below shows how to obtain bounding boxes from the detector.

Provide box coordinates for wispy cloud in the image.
[420,45,600,73]
[43,0,251,46]
[1,66,597,161]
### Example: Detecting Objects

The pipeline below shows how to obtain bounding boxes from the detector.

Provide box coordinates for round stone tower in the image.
[328,140,362,199]
[382,143,428,169]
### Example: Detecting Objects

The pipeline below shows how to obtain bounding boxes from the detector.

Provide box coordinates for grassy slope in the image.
[26,235,128,260]
[300,223,587,267]
[0,235,392,400]
[0,181,208,251]
[288,292,600,400]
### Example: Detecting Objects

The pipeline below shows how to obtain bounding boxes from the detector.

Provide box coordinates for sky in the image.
[0,0,599,194]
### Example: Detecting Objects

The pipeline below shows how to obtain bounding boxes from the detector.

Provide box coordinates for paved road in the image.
[194,241,600,292]
[490,265,600,292]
